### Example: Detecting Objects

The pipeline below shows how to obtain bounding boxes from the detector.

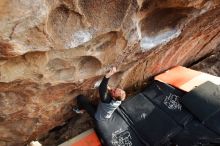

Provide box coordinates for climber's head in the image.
[110,88,126,101]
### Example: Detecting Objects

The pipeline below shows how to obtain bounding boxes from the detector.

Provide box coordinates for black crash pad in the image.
[95,110,148,146]
[142,81,192,126]
[120,93,182,146]
[182,81,220,134]
[172,119,219,146]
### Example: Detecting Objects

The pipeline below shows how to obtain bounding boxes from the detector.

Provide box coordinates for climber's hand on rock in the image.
[105,67,117,78]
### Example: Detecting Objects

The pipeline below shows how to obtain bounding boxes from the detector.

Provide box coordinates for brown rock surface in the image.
[0,0,220,145]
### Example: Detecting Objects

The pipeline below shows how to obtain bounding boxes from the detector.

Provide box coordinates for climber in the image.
[75,67,126,121]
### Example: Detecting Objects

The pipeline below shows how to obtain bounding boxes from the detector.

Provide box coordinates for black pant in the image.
[77,95,97,118]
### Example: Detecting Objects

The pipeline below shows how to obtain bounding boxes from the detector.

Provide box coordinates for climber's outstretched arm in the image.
[99,67,117,103]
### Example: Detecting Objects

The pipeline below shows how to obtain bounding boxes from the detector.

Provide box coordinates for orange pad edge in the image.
[72,131,102,146]
[155,66,202,91]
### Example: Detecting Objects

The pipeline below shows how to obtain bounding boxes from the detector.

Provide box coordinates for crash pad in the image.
[182,81,220,135]
[58,129,101,146]
[155,66,220,92]
[119,93,182,145]
[142,81,192,126]
[95,109,147,146]
[172,119,219,146]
